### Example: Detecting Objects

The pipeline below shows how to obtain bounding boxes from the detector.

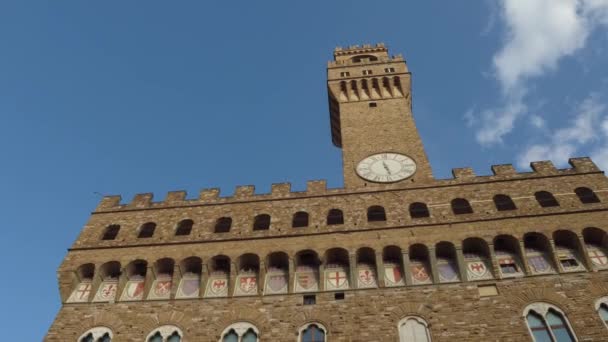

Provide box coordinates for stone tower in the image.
[46,44,608,342]
[327,44,432,189]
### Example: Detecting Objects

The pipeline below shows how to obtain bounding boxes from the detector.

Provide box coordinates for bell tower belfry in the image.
[327,43,433,190]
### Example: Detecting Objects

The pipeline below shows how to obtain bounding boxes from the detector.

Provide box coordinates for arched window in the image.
[409,244,432,285]
[146,325,183,342]
[367,205,386,222]
[93,261,120,302]
[356,247,378,288]
[253,214,270,231]
[78,327,112,342]
[595,297,608,329]
[138,222,156,238]
[494,235,525,278]
[463,238,493,281]
[575,187,600,204]
[409,202,430,218]
[327,209,344,225]
[324,248,350,290]
[294,250,320,293]
[220,322,259,342]
[494,194,517,211]
[264,252,289,295]
[205,255,230,298]
[101,225,120,240]
[299,323,327,342]
[384,246,405,286]
[176,257,202,299]
[215,217,232,233]
[436,242,460,283]
[398,316,431,342]
[119,260,147,301]
[553,230,586,272]
[524,233,555,275]
[583,227,608,269]
[235,253,259,296]
[451,198,473,215]
[175,219,193,236]
[293,211,309,228]
[524,303,576,342]
[535,191,559,207]
[148,258,174,300]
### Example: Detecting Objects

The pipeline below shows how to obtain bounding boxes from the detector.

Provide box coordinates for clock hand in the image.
[382,161,391,175]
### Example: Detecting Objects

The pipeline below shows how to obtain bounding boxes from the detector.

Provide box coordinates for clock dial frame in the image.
[355,153,417,183]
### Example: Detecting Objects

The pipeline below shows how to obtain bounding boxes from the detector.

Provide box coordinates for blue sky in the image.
[1,1,608,339]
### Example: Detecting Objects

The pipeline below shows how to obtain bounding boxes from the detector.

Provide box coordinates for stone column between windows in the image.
[143,266,155,300]
[577,235,595,271]
[401,251,413,286]
[487,244,500,279]
[428,247,439,284]
[288,257,295,293]
[258,261,266,296]
[115,268,128,302]
[229,261,237,297]
[90,267,103,302]
[375,251,385,287]
[548,239,562,273]
[170,263,180,299]
[349,253,357,289]
[518,241,532,275]
[455,247,468,282]
[319,260,326,291]
[201,263,210,298]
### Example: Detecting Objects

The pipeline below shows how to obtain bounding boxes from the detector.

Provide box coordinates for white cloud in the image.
[517,94,606,168]
[470,0,608,145]
[529,115,545,129]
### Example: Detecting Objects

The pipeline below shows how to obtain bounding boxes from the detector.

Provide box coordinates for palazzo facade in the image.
[46,44,608,341]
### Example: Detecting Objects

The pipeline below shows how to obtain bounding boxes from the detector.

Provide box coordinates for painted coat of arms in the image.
[325,265,349,290]
[264,269,288,295]
[384,262,404,286]
[176,273,200,299]
[466,260,491,280]
[410,262,431,285]
[93,279,118,302]
[67,281,92,303]
[234,274,257,296]
[587,247,608,268]
[357,264,377,288]
[205,273,228,298]
[294,265,318,292]
[437,259,459,283]
[526,250,553,274]
[120,279,145,301]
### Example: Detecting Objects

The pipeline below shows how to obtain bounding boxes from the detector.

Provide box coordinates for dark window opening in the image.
[292,211,309,228]
[253,214,271,230]
[327,209,344,225]
[101,224,120,240]
[369,102,377,108]
[138,222,156,238]
[367,206,386,222]
[303,295,316,305]
[409,202,430,218]
[494,194,517,211]
[215,217,232,233]
[535,191,560,207]
[575,187,600,204]
[451,198,473,215]
[334,292,345,300]
[175,219,193,236]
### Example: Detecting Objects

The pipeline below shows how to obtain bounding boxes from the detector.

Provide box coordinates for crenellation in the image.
[530,160,558,174]
[306,180,327,194]
[452,167,476,179]
[130,193,153,208]
[95,195,121,211]
[271,183,291,197]
[199,188,220,202]
[491,164,517,176]
[164,191,186,204]
[234,185,255,199]
[569,157,600,172]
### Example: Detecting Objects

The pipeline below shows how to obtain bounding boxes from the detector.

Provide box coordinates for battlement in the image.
[95,157,602,212]
[328,43,404,67]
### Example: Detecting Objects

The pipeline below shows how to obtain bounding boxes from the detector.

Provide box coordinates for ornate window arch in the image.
[219,322,259,342]
[145,325,183,342]
[595,297,608,329]
[398,316,431,342]
[523,303,577,342]
[78,326,113,342]
[298,322,327,342]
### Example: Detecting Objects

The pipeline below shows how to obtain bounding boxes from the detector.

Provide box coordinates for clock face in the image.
[356,153,417,183]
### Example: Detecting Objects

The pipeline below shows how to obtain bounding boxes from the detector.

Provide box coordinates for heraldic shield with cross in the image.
[325,264,349,290]
[204,272,228,298]
[587,246,608,269]
[67,280,92,303]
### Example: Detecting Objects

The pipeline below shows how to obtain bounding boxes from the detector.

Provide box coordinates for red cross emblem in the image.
[589,250,608,265]
[76,283,91,299]
[327,271,347,288]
